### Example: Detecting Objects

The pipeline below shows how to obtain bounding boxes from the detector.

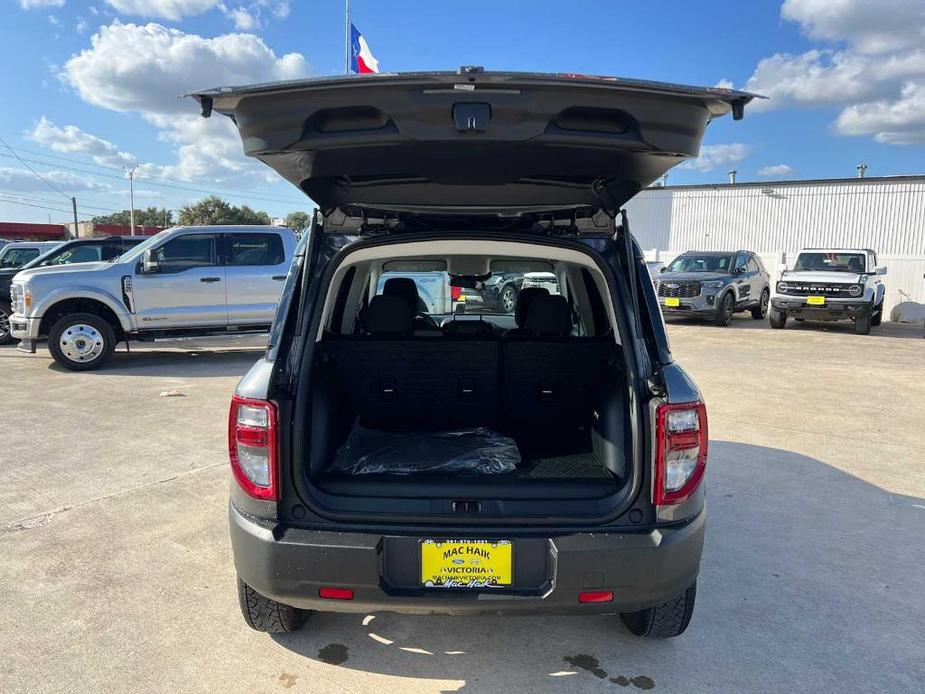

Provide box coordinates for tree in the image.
[176,196,272,226]
[284,211,311,233]
[91,207,173,227]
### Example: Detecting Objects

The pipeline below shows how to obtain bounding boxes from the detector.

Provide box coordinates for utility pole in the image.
[124,166,138,235]
[71,197,79,239]
[345,0,350,76]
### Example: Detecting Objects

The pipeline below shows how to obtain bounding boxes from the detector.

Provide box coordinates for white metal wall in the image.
[627,177,925,321]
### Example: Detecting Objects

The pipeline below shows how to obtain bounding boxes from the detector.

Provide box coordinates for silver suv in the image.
[654,250,770,326]
[9,225,296,369]
[770,248,887,334]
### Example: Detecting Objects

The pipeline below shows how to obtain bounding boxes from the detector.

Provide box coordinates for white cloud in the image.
[714,78,735,90]
[48,14,60,25]
[835,81,925,145]
[225,6,256,30]
[0,166,108,193]
[757,164,796,177]
[679,143,751,172]
[742,0,925,145]
[27,117,138,168]
[103,0,220,21]
[19,0,65,9]
[781,0,925,54]
[60,21,310,184]
[76,17,88,32]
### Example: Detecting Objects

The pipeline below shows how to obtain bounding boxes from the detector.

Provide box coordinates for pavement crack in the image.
[0,462,225,538]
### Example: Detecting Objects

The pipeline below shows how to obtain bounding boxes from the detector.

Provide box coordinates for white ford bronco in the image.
[769,248,887,334]
[9,225,297,369]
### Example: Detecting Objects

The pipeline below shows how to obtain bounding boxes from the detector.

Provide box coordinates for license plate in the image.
[664,297,680,307]
[806,296,825,305]
[420,539,512,588]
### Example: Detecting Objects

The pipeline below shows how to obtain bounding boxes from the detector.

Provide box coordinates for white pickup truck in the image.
[769,248,887,335]
[9,225,297,370]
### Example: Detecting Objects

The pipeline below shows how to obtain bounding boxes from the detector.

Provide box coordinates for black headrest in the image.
[524,295,572,336]
[444,319,495,337]
[383,277,421,313]
[365,295,412,335]
[514,287,549,327]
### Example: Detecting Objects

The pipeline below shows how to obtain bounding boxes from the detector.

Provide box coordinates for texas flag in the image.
[350,23,380,74]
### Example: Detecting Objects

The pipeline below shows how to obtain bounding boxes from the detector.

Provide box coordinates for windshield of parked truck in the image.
[665,254,733,273]
[114,230,172,264]
[794,252,865,273]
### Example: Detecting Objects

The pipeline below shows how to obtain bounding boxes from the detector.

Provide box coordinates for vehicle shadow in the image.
[267,441,925,693]
[665,315,923,339]
[45,344,265,379]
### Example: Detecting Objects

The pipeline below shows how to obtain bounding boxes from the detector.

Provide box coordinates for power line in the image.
[1,146,309,205]
[0,190,123,213]
[0,196,94,218]
[0,137,74,201]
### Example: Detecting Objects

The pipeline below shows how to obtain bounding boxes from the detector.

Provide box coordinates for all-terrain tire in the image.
[713,293,735,327]
[0,305,14,345]
[751,289,770,320]
[870,305,882,327]
[855,311,872,335]
[237,579,309,633]
[769,308,787,329]
[48,312,116,371]
[620,581,697,638]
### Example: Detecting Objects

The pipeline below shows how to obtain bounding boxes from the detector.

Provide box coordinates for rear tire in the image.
[0,305,13,345]
[500,285,518,314]
[48,312,116,371]
[855,312,872,335]
[751,289,770,319]
[713,293,735,327]
[620,581,697,638]
[769,308,787,329]
[237,579,309,633]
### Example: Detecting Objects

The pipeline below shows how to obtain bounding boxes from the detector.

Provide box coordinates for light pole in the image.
[124,166,138,235]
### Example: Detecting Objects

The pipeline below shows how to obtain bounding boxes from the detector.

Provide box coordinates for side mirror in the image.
[874,266,887,276]
[736,265,748,274]
[141,249,159,274]
[778,263,788,272]
[659,266,667,273]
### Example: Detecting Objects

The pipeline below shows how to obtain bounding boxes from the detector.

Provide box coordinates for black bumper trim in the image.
[229,503,705,615]
[771,298,871,320]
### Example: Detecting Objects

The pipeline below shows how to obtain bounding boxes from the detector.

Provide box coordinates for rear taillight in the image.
[654,401,708,506]
[450,285,462,301]
[229,395,278,501]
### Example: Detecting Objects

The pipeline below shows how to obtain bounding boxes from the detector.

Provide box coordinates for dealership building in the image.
[625,174,925,321]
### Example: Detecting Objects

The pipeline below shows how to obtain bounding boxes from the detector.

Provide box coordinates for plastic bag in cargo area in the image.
[331,424,520,475]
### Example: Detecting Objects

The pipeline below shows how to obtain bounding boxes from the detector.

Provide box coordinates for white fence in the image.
[644,249,925,322]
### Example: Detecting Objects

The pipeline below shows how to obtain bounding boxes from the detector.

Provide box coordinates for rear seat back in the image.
[502,295,613,453]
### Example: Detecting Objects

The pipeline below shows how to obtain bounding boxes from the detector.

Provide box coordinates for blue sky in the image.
[2,0,924,224]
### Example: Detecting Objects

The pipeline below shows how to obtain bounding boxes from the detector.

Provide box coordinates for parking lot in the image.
[1,318,923,694]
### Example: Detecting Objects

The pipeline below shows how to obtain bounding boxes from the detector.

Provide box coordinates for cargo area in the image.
[297,240,634,516]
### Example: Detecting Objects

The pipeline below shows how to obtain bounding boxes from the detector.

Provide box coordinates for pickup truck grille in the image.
[778,282,856,297]
[656,280,701,298]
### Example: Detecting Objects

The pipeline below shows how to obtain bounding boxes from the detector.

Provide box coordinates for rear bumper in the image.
[230,503,705,615]
[771,298,871,321]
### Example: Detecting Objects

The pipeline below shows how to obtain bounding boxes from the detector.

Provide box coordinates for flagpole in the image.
[345,0,350,75]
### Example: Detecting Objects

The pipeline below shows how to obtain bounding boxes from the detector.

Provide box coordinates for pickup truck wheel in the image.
[751,289,770,319]
[855,311,872,335]
[620,581,697,638]
[769,308,787,329]
[870,306,883,327]
[500,285,518,313]
[713,293,735,326]
[48,312,116,371]
[237,579,309,633]
[0,306,13,345]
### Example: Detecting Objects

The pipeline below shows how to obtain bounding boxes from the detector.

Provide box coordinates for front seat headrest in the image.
[524,295,572,336]
[514,287,550,327]
[365,295,412,335]
[383,277,427,314]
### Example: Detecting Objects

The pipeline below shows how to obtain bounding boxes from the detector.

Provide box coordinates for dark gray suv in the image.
[654,250,770,326]
[193,70,756,638]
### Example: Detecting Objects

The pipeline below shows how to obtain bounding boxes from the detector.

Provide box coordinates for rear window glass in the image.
[0,248,40,268]
[794,252,865,273]
[227,234,285,266]
[40,246,101,266]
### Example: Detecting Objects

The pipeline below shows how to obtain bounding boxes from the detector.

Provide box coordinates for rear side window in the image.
[746,257,759,273]
[155,234,217,273]
[0,248,40,267]
[226,234,285,266]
